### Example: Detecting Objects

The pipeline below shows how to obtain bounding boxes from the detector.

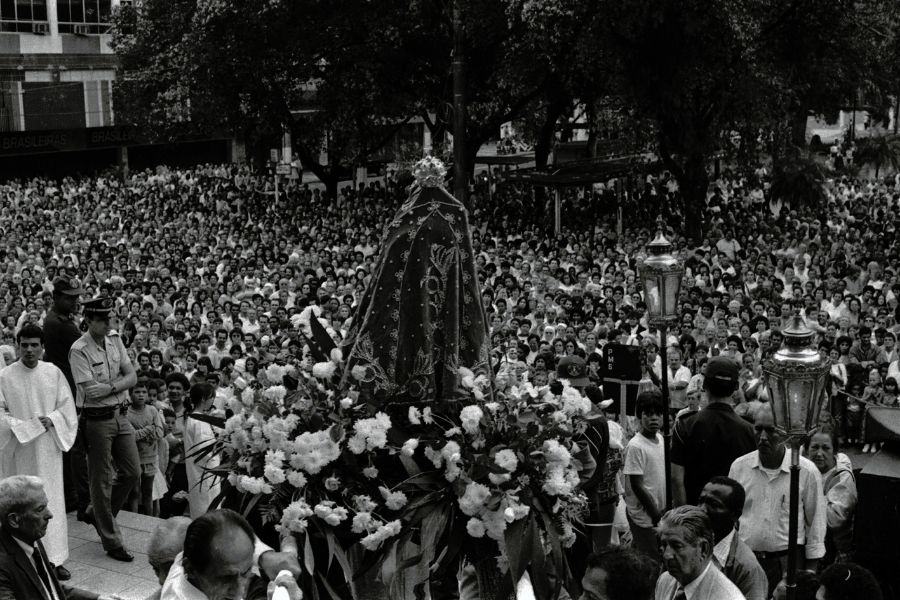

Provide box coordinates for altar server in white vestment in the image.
[0,324,79,569]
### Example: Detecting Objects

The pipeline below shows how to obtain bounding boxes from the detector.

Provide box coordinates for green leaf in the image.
[326,531,356,597]
[188,412,226,429]
[241,493,262,519]
[529,530,551,600]
[316,569,344,600]
[329,423,344,442]
[304,532,315,576]
[415,503,450,596]
[399,454,422,476]
[503,514,534,586]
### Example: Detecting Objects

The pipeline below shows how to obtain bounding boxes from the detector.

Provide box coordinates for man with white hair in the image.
[654,505,745,600]
[0,475,108,599]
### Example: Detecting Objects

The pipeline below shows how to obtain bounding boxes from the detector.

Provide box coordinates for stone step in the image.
[65,510,161,600]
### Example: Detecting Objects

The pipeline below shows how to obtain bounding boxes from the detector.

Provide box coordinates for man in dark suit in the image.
[0,475,110,600]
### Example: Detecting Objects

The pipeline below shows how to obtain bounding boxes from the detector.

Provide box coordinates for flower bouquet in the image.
[369,371,599,600]
[212,315,600,600]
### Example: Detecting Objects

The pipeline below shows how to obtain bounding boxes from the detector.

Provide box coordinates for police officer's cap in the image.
[82,296,115,318]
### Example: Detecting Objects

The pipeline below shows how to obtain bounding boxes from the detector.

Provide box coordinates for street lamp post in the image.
[762,311,830,600]
[638,217,684,510]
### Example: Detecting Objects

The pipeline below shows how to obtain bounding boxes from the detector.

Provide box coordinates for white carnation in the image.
[466,517,486,538]
[263,385,287,402]
[237,475,272,495]
[289,430,341,475]
[401,438,419,457]
[360,520,402,551]
[458,482,491,517]
[459,405,483,435]
[493,449,518,472]
[379,486,408,511]
[265,363,286,385]
[312,361,337,379]
[286,470,308,489]
[352,512,375,534]
[348,412,392,454]
[241,386,256,406]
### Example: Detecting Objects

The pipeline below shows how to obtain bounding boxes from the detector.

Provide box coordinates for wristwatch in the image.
[110,382,117,394]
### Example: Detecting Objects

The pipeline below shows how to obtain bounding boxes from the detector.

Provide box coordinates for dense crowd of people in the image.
[0,158,897,599]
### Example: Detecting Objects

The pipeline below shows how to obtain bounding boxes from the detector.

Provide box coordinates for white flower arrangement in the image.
[217,347,596,600]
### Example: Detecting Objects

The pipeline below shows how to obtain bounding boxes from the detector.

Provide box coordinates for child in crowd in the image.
[146,379,159,406]
[126,379,162,515]
[845,382,865,446]
[622,389,666,562]
[862,369,884,406]
[862,369,888,453]
[883,377,899,408]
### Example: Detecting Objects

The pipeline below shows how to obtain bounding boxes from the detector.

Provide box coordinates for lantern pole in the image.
[786,438,801,600]
[762,309,830,600]
[639,215,683,511]
[659,319,672,509]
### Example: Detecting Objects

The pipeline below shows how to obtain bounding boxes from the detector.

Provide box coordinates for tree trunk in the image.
[680,155,709,244]
[895,92,899,135]
[535,99,565,170]
[790,107,808,148]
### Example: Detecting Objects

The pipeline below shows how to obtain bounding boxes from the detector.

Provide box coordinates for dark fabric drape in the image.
[343,184,491,406]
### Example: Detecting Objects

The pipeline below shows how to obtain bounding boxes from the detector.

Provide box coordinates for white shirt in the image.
[712,529,735,567]
[161,537,274,600]
[623,432,666,528]
[684,563,713,600]
[12,537,61,600]
[668,365,693,410]
[728,450,827,559]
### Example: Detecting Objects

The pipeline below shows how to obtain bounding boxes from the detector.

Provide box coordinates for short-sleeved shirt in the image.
[668,365,693,410]
[672,402,756,505]
[622,432,666,528]
[69,331,131,409]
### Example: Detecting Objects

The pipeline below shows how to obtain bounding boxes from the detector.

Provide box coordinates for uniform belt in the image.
[82,406,118,420]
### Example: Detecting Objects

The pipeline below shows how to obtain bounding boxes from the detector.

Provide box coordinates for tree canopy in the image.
[112,0,900,237]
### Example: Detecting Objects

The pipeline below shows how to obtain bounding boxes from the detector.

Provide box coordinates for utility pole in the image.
[452,0,467,207]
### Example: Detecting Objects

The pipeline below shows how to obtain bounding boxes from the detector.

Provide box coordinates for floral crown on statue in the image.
[412,156,447,188]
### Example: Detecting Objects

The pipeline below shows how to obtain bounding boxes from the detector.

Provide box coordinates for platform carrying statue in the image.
[342,157,491,407]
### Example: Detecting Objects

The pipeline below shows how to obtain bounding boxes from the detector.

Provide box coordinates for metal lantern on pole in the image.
[761,312,831,600]
[638,216,684,509]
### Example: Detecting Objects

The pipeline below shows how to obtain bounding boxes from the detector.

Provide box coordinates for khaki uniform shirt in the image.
[69,331,130,409]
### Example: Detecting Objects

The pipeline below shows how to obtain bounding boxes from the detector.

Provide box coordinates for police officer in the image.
[69,296,140,562]
[43,275,89,531]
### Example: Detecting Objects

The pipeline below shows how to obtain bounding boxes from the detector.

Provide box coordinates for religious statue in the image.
[343,157,492,406]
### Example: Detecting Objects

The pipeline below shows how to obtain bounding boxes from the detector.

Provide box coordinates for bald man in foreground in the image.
[159,510,303,600]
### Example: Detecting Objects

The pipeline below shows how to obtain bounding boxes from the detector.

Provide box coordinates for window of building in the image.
[57,0,111,33]
[0,0,48,32]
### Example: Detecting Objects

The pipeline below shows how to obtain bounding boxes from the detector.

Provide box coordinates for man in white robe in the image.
[0,324,78,575]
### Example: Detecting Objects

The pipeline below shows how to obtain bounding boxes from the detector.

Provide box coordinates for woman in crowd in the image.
[806,425,857,566]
